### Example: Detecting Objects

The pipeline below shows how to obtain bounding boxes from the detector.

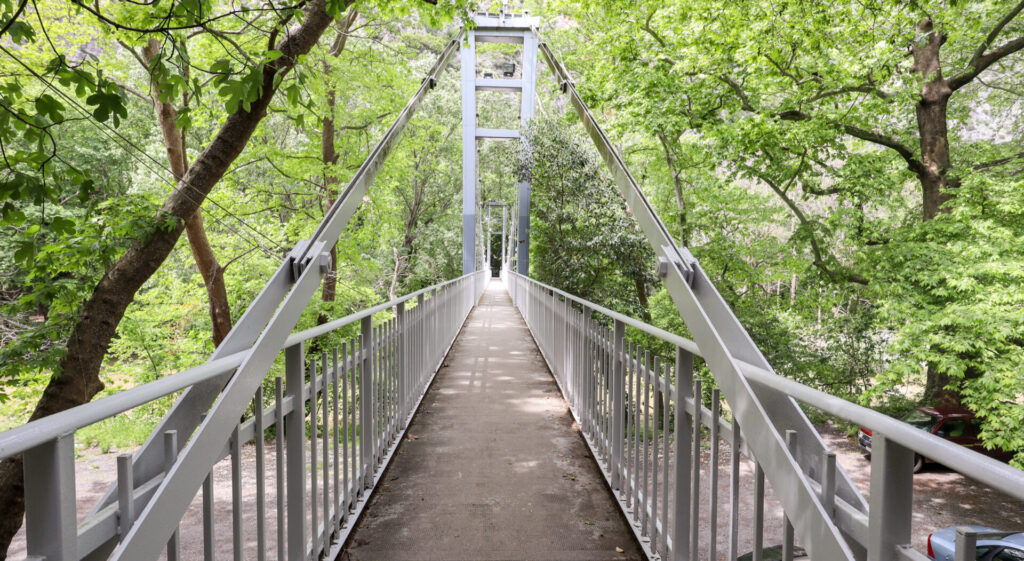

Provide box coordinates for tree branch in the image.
[971,0,1024,64]
[950,1,1024,92]
[973,150,1024,170]
[777,109,923,174]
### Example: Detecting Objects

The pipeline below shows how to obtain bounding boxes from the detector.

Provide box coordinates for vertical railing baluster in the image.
[611,319,625,490]
[360,316,373,489]
[321,352,330,550]
[231,424,242,561]
[254,388,266,561]
[673,348,693,561]
[729,416,741,561]
[23,434,76,561]
[309,358,320,559]
[754,462,764,561]
[642,350,652,536]
[397,302,407,424]
[661,363,670,557]
[783,430,797,561]
[117,453,134,539]
[203,468,215,561]
[284,343,306,561]
[822,450,837,520]
[341,342,350,516]
[625,341,635,511]
[332,347,340,531]
[164,430,181,561]
[690,378,702,561]
[274,377,285,561]
[710,389,721,561]
[633,344,643,520]
[651,356,661,547]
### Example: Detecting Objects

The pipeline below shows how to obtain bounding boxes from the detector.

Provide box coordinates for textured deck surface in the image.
[340,280,643,561]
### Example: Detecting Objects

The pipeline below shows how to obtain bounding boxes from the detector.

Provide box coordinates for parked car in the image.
[927,526,1024,560]
[858,406,1014,473]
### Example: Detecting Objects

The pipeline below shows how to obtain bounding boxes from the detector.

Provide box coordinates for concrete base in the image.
[340,281,643,560]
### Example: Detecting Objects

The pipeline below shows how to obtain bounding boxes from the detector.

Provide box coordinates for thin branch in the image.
[0,0,29,40]
[973,150,1024,170]
[946,25,1024,90]
[971,0,1024,65]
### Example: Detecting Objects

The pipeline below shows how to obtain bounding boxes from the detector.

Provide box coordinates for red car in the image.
[858,406,1014,473]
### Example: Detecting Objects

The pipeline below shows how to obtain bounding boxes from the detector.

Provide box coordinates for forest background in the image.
[1,0,1023,553]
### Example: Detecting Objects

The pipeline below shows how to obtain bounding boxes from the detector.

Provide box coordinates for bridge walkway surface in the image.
[341,280,643,561]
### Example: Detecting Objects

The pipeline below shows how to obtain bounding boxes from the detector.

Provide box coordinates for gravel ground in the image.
[7,424,1023,561]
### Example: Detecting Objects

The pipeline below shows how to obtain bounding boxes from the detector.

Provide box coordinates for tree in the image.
[519,115,656,319]
[553,0,1024,464]
[0,0,469,553]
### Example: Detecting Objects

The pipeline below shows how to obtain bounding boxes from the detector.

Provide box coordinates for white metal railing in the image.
[504,270,1024,561]
[2,270,487,561]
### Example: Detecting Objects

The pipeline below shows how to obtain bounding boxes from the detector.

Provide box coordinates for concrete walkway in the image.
[341,280,643,561]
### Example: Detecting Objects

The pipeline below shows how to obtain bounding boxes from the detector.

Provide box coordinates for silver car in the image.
[927,526,1024,560]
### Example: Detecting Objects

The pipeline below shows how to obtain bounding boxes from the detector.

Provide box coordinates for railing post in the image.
[397,301,407,420]
[284,343,306,561]
[610,319,626,490]
[24,433,76,561]
[866,433,913,561]
[360,315,374,488]
[672,348,694,561]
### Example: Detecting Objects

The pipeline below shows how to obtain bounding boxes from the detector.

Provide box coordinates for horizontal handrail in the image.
[0,272,481,459]
[505,271,1024,503]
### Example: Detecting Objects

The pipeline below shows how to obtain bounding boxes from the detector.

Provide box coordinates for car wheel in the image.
[912,454,924,473]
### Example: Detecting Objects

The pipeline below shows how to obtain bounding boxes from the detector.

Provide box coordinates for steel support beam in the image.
[461,30,477,275]
[517,31,537,275]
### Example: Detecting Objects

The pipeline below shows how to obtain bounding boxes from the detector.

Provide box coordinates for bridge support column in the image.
[461,31,477,275]
[516,32,538,275]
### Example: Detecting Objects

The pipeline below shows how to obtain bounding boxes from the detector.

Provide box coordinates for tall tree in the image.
[556,0,1024,463]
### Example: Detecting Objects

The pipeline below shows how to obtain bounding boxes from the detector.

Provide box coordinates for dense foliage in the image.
[0,4,1022,548]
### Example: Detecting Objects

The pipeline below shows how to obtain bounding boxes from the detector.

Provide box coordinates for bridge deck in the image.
[341,280,642,561]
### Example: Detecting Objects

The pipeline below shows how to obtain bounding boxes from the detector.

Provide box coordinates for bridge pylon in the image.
[461,8,538,275]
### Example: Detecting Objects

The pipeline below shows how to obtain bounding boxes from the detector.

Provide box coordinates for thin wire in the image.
[0,43,288,258]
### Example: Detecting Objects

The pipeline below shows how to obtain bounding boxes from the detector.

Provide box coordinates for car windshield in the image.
[902,410,938,431]
[994,547,1024,561]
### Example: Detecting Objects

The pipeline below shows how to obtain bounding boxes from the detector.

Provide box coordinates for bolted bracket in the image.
[559,80,569,94]
[423,76,437,90]
[658,245,698,287]
[288,239,330,281]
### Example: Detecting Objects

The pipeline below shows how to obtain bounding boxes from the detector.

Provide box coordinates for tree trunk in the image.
[319,89,339,324]
[912,18,957,222]
[142,38,233,347]
[0,2,338,555]
[657,132,688,246]
[911,18,961,404]
[317,9,357,325]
